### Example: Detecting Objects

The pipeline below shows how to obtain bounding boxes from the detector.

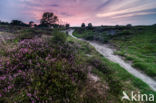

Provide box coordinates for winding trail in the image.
[68,30,156,91]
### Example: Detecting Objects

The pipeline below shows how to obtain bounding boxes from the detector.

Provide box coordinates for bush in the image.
[0,38,86,103]
[52,31,67,44]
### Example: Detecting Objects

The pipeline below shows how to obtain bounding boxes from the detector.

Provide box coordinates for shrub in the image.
[52,31,67,44]
[0,38,86,103]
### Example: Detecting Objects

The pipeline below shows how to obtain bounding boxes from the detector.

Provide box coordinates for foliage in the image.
[11,20,28,27]
[73,29,111,43]
[65,24,70,29]
[126,24,132,29]
[52,31,67,44]
[40,12,58,27]
[87,23,93,30]
[0,37,86,103]
[116,30,133,36]
[81,23,86,28]
[29,21,34,27]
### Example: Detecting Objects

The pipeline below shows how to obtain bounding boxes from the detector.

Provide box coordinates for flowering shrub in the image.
[0,37,86,103]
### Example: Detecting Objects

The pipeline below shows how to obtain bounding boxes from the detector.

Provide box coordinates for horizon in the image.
[0,0,156,26]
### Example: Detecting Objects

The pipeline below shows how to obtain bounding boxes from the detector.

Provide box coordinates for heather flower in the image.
[13,73,18,78]
[0,76,6,80]
[27,93,32,97]
[18,70,22,73]
[0,37,86,102]
[8,85,12,90]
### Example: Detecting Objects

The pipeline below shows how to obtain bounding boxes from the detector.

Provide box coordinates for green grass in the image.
[73,29,111,43]
[73,26,156,79]
[110,26,156,78]
[68,36,156,103]
[1,25,156,103]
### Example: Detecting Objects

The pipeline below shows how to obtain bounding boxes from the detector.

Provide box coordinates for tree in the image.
[40,12,58,27]
[11,20,28,26]
[126,24,132,29]
[87,23,93,29]
[29,21,34,27]
[88,23,92,27]
[0,20,9,25]
[81,23,85,28]
[65,24,70,29]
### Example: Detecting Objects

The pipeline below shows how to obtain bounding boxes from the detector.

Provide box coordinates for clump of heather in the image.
[0,37,86,103]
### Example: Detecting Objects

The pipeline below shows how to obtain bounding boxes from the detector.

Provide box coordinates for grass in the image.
[0,25,156,103]
[68,36,156,103]
[0,27,123,103]
[110,26,156,78]
[73,28,111,43]
[73,26,156,79]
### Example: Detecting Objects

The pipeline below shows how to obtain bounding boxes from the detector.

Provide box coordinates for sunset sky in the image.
[0,0,156,26]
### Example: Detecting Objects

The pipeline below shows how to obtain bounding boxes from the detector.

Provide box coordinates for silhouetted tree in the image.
[40,12,58,27]
[34,24,37,27]
[126,24,132,29]
[11,20,28,26]
[29,21,34,27]
[29,21,34,25]
[88,23,92,27]
[87,23,93,29]
[81,23,85,28]
[65,24,70,29]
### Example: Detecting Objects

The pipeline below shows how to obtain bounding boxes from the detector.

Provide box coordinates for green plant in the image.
[52,31,67,44]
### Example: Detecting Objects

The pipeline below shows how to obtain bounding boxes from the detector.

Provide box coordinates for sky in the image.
[0,0,156,26]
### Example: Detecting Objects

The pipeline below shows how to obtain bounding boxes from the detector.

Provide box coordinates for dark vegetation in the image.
[0,12,70,29]
[74,23,134,43]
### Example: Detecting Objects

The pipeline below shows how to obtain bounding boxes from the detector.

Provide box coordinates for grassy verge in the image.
[110,26,156,78]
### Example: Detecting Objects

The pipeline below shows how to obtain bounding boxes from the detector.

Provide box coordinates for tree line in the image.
[0,12,70,28]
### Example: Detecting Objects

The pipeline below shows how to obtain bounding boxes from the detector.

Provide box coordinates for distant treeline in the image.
[0,12,70,29]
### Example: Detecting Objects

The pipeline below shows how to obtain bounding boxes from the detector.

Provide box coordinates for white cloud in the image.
[96,0,156,18]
